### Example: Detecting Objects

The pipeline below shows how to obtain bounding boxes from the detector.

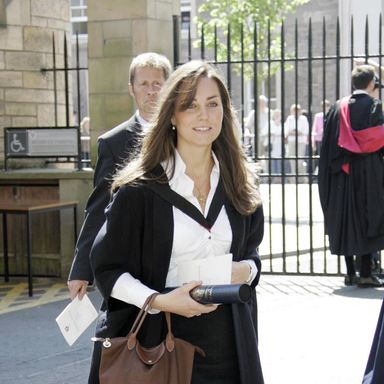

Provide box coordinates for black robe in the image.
[363,299,384,384]
[318,93,384,256]
[89,176,264,384]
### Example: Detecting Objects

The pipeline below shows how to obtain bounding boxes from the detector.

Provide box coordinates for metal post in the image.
[26,213,33,297]
[76,33,82,170]
[3,213,9,282]
[172,15,180,68]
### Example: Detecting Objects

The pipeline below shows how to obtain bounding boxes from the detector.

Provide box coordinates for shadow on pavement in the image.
[333,286,384,300]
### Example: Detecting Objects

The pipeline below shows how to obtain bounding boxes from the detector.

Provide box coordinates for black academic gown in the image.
[318,93,384,256]
[363,298,384,384]
[89,175,264,384]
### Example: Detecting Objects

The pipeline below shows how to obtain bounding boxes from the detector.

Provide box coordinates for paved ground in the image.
[0,274,383,384]
[258,275,383,384]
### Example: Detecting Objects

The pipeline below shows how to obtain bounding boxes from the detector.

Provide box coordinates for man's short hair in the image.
[351,64,375,90]
[129,52,172,85]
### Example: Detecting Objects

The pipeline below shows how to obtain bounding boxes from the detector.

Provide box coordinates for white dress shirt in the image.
[110,150,257,309]
[135,111,150,132]
[285,114,309,144]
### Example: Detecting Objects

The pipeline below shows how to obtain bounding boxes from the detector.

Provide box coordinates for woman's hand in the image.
[152,281,217,318]
[231,261,250,284]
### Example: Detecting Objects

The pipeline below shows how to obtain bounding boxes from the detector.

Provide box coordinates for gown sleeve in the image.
[244,205,264,288]
[90,184,145,303]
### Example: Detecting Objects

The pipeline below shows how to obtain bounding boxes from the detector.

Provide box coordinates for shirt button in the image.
[208,236,211,239]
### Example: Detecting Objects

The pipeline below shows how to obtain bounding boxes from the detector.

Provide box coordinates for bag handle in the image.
[127,293,175,352]
[128,293,158,337]
[165,312,175,352]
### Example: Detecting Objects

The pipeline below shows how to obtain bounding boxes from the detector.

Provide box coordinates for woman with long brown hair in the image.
[90,60,264,384]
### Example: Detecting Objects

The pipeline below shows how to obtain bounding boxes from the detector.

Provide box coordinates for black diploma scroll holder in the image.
[163,284,252,304]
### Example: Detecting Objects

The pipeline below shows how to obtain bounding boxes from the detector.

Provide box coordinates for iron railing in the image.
[173,14,384,276]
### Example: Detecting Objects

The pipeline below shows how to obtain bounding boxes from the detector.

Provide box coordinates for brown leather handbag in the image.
[97,293,204,384]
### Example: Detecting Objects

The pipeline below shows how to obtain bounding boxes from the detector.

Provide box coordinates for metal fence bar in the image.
[280,20,287,273]
[322,17,328,273]
[307,18,314,273]
[40,31,88,170]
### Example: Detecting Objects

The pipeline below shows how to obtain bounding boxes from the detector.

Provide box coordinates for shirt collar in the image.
[352,90,369,95]
[135,111,150,131]
[161,150,220,198]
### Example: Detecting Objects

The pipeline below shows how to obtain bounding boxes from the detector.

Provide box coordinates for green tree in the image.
[195,0,309,78]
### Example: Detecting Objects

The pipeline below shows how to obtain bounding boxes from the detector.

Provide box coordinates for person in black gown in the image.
[89,60,265,384]
[318,64,384,287]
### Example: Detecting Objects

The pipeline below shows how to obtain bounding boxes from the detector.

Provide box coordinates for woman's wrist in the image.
[240,260,256,285]
[243,263,252,283]
[151,293,166,312]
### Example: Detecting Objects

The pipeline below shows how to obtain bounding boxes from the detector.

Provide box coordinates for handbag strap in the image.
[129,293,158,337]
[127,293,175,352]
[165,312,175,352]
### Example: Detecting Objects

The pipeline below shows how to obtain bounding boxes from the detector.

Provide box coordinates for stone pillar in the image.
[0,0,72,167]
[87,0,180,165]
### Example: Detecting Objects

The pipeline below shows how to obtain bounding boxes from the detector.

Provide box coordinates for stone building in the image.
[87,0,179,164]
[178,0,384,121]
[0,0,73,167]
[282,0,384,119]
[0,0,179,280]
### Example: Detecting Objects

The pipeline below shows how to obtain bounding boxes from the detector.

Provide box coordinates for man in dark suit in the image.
[318,64,384,287]
[67,52,172,299]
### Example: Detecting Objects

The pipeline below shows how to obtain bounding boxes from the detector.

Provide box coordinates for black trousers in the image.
[345,253,373,277]
[172,304,240,384]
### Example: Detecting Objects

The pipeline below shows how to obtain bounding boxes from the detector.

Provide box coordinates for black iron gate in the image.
[172,14,384,276]
[39,32,89,169]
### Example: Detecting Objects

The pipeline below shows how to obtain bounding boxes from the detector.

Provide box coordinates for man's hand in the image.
[67,280,89,300]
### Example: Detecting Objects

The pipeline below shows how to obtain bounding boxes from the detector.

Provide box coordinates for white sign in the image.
[6,128,78,156]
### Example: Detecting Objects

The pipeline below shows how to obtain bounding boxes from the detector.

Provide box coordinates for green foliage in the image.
[194,0,309,79]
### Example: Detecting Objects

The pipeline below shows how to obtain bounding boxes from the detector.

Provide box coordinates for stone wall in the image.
[274,0,339,119]
[0,0,72,168]
[87,0,180,165]
[283,0,384,119]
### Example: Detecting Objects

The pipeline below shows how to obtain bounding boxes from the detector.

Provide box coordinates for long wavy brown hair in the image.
[113,60,261,215]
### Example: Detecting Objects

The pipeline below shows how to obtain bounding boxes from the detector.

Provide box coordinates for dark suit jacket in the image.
[89,181,265,384]
[68,115,142,282]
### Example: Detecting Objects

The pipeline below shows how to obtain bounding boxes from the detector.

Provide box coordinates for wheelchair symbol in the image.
[10,133,25,153]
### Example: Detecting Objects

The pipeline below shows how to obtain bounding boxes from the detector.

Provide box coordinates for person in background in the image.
[318,64,384,287]
[312,99,331,173]
[269,109,289,181]
[80,116,91,164]
[285,103,309,176]
[244,95,269,160]
[89,60,265,384]
[67,52,172,299]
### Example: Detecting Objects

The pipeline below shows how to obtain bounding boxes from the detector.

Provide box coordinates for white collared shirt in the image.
[162,150,232,286]
[110,151,257,309]
[135,111,150,132]
[353,90,369,95]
